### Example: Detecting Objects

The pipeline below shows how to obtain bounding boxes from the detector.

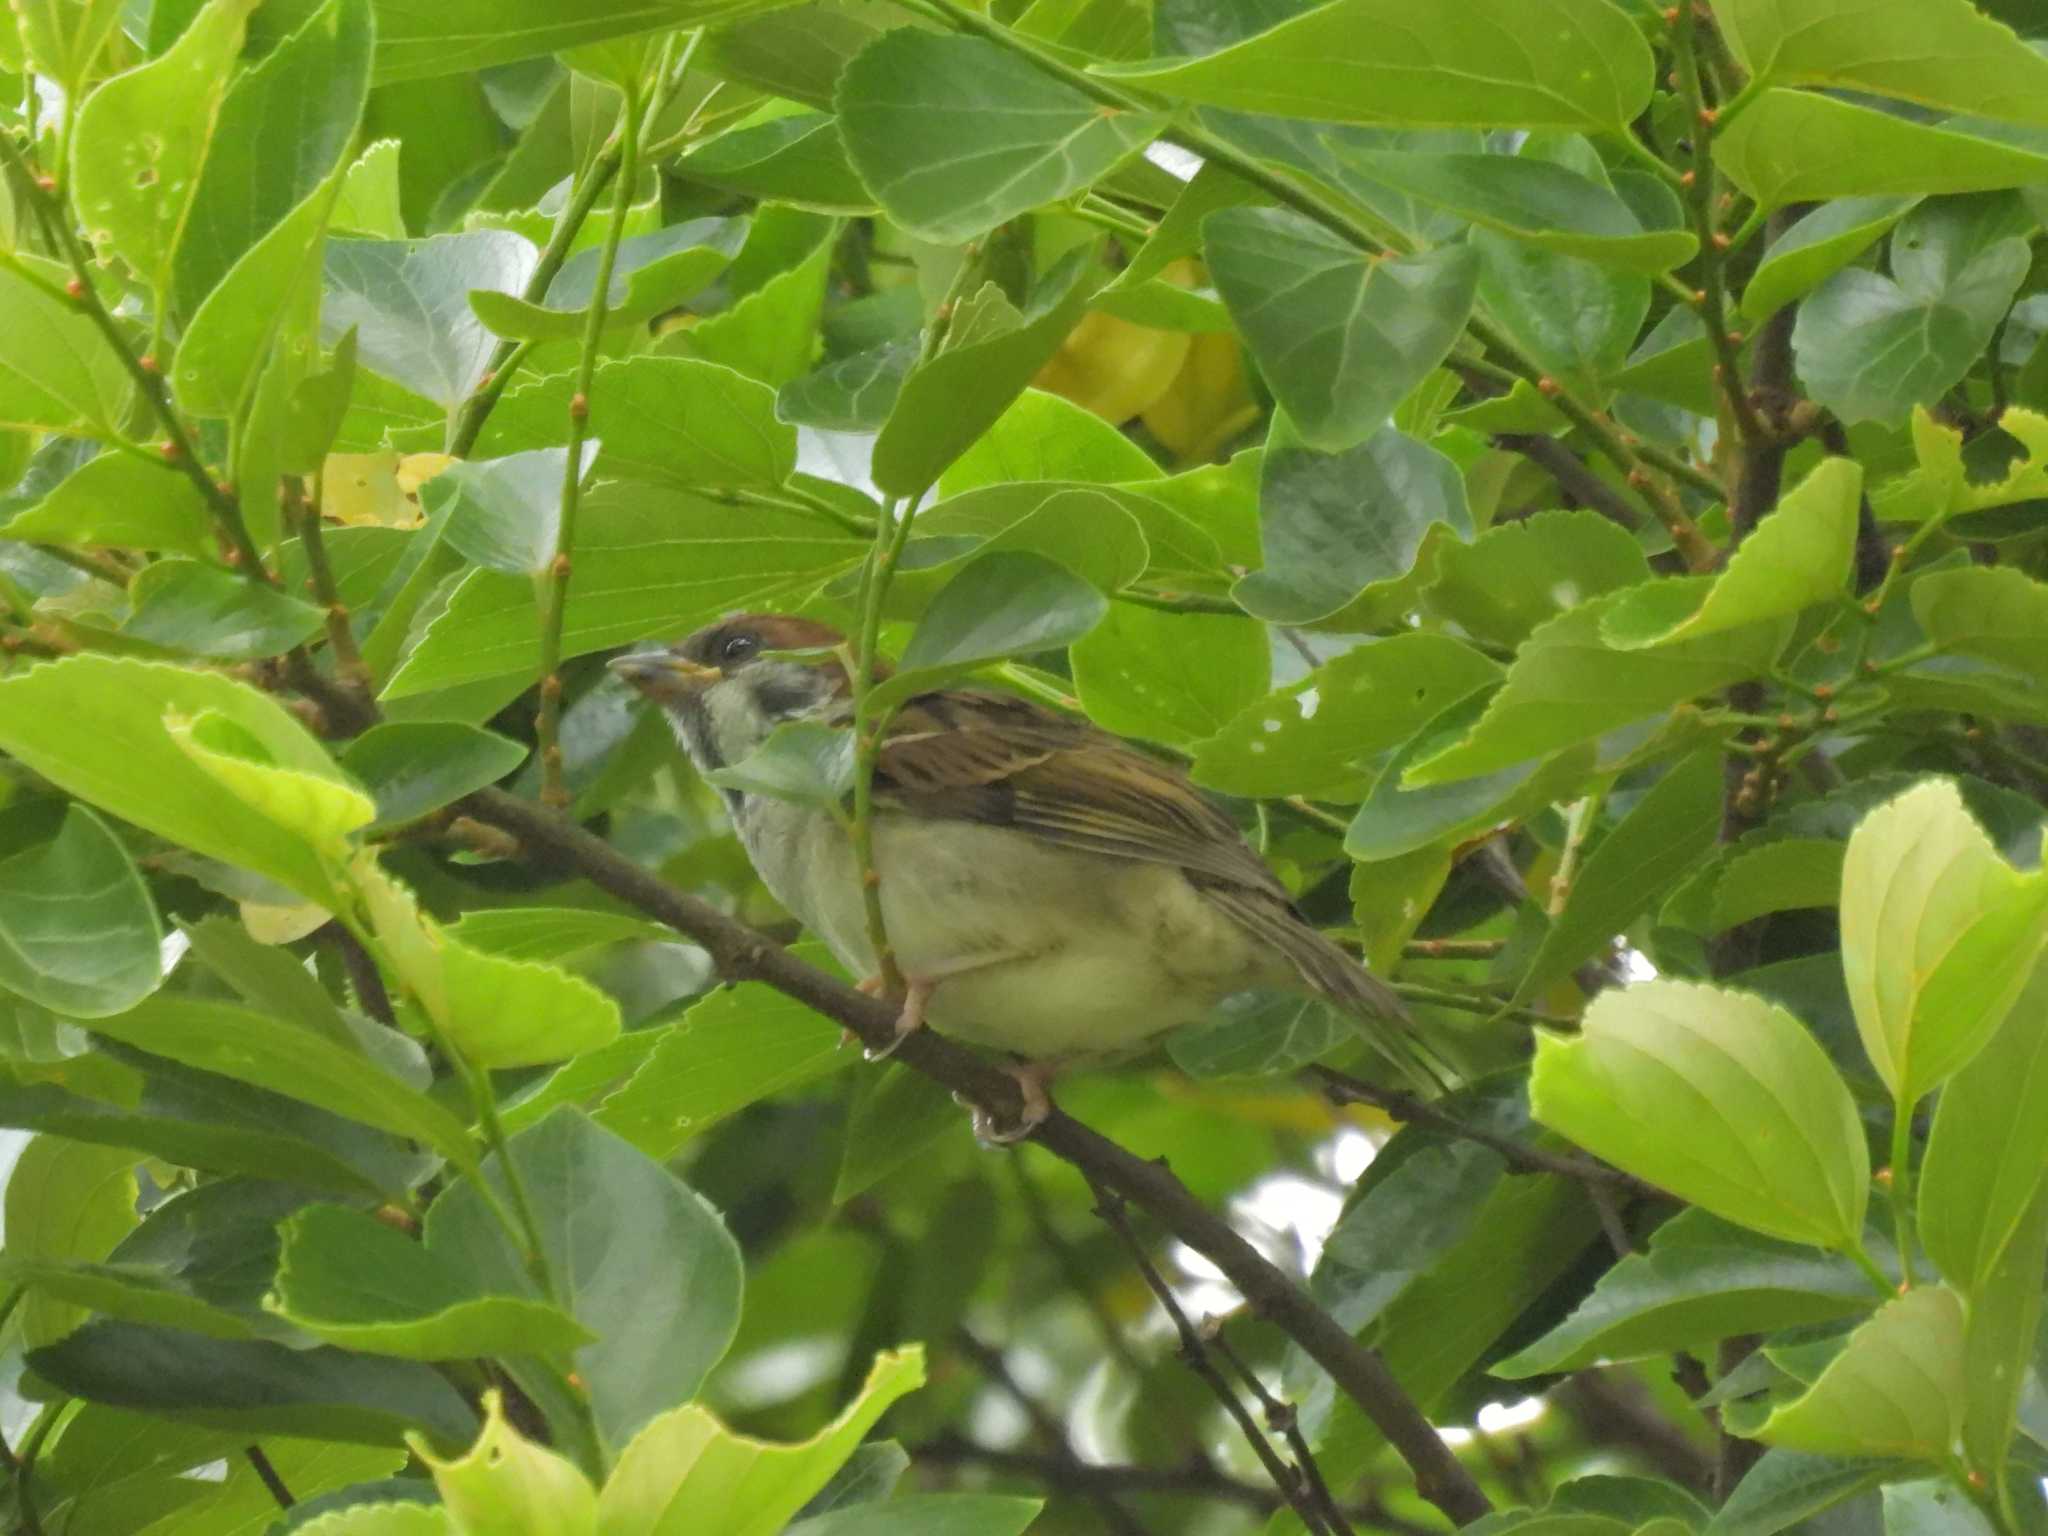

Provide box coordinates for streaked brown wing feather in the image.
[873,689,1288,896]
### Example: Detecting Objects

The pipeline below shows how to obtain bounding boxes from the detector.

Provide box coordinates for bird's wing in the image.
[872,689,1291,898]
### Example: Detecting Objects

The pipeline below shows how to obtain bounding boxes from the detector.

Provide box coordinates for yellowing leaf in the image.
[166,709,375,854]
[353,854,621,1069]
[1032,306,1191,424]
[416,1391,597,1536]
[1840,779,2048,1103]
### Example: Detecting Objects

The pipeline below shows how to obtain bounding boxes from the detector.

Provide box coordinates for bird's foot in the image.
[859,973,932,1062]
[963,1060,1057,1145]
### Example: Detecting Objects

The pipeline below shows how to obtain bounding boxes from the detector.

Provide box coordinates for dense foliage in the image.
[1,0,2047,1532]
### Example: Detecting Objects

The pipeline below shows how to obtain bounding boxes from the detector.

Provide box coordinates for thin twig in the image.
[1088,1180,1339,1536]
[1205,1321,1356,1536]
[1559,1371,1715,1494]
[955,1329,1154,1536]
[289,475,367,688]
[538,73,642,808]
[464,785,1493,1526]
[244,1445,294,1509]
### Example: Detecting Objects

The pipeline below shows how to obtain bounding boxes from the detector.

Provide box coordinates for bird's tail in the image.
[1210,890,1455,1094]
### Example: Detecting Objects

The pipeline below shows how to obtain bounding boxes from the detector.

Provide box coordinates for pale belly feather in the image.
[735,799,1275,1059]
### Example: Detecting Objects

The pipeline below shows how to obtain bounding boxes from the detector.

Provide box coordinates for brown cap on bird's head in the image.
[607,613,849,701]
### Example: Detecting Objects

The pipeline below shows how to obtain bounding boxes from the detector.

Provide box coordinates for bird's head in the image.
[609,613,851,774]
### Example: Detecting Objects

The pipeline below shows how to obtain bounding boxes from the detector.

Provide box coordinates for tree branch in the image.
[1556,1371,1714,1495]
[463,785,1492,1527]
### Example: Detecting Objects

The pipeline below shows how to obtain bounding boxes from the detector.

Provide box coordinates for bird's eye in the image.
[720,632,758,662]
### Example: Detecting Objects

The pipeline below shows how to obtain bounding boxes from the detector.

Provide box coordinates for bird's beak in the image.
[608,651,721,699]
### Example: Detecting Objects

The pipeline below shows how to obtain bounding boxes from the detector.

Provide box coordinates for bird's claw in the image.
[861,974,931,1062]
[958,1062,1056,1145]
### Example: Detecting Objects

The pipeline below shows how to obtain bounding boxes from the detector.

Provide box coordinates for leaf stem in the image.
[1673,3,1770,455]
[290,473,368,688]
[537,75,643,808]
[447,38,700,458]
[1889,1097,1916,1286]
[1845,1240,1895,1300]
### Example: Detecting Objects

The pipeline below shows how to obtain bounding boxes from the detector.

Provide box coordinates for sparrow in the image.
[611,613,1430,1138]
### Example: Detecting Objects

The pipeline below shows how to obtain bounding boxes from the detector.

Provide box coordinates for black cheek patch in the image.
[754,674,826,719]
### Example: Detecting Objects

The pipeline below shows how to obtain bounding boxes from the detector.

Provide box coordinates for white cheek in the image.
[705,681,772,759]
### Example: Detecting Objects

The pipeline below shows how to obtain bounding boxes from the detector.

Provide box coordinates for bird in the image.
[611,612,1431,1139]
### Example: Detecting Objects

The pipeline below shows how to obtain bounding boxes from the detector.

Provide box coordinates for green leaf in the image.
[446,908,674,965]
[430,444,592,576]
[1332,148,1696,272]
[878,484,1150,615]
[1236,417,1471,623]
[14,0,123,88]
[171,0,374,315]
[323,232,540,409]
[371,0,787,84]
[594,1347,924,1536]
[0,807,161,1018]
[85,994,478,1170]
[1205,211,1476,453]
[676,209,842,389]
[1473,223,1647,402]
[835,1064,964,1204]
[893,549,1107,679]
[777,338,916,433]
[1792,241,2028,428]
[1707,839,1848,932]
[27,1320,478,1450]
[0,656,357,901]
[1911,565,2048,684]
[1754,1286,1966,1461]
[1709,1452,1897,1536]
[1918,962,2048,1293]
[339,721,529,831]
[1422,507,1651,649]
[786,1495,1043,1536]
[382,484,863,696]
[1716,0,2048,124]
[9,1177,309,1343]
[1603,459,1863,646]
[837,31,1164,243]
[1071,604,1268,747]
[1840,779,2048,1104]
[469,218,745,342]
[596,967,850,1161]
[1715,92,2048,206]
[424,1108,746,1450]
[1167,988,1350,1079]
[1959,1185,2048,1479]
[1346,688,1595,860]
[68,0,259,295]
[1530,978,1870,1248]
[872,249,1098,496]
[416,1393,596,1536]
[1406,585,1786,785]
[355,857,622,1069]
[475,358,796,493]
[705,720,857,808]
[1192,632,1500,801]
[0,1055,427,1198]
[1883,1480,2000,1536]
[0,257,134,434]
[331,136,406,238]
[1517,748,1724,1002]
[5,1134,138,1346]
[939,387,1160,495]
[675,112,876,214]
[1740,197,1919,323]
[123,559,328,660]
[1494,1209,1878,1377]
[0,451,213,556]
[1098,0,1652,130]
[274,1204,595,1359]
